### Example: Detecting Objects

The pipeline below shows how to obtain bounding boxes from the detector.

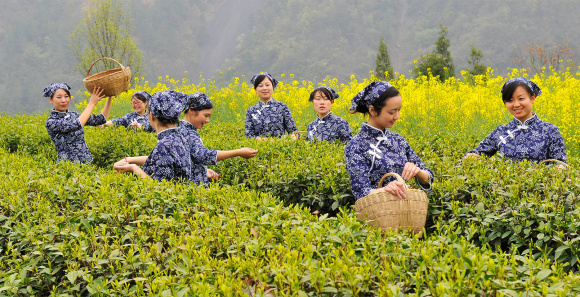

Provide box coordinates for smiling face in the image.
[505,86,535,122]
[254,77,274,102]
[312,90,333,118]
[131,97,148,115]
[368,95,402,130]
[49,89,71,112]
[188,108,213,129]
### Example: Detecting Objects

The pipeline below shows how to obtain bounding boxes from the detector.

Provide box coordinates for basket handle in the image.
[537,159,569,167]
[86,57,125,77]
[377,172,406,188]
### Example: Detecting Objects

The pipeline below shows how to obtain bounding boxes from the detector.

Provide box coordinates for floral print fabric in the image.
[466,114,567,163]
[179,120,218,185]
[244,99,298,138]
[306,112,352,143]
[344,123,434,200]
[45,110,106,163]
[142,128,192,183]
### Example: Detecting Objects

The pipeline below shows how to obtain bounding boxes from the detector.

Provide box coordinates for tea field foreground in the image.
[2,70,580,295]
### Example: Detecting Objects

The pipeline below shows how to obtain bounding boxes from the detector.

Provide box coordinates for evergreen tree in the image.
[70,0,144,79]
[467,45,487,76]
[413,24,455,81]
[375,36,394,80]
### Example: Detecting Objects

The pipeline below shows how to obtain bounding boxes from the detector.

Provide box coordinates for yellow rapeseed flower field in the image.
[78,67,580,155]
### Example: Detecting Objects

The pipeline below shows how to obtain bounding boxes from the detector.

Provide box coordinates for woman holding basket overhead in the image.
[244,72,298,139]
[344,81,434,200]
[44,83,112,164]
[464,77,567,164]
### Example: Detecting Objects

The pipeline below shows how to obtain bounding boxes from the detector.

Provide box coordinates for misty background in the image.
[1,0,579,114]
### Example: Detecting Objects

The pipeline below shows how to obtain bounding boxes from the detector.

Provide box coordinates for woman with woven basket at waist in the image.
[463,78,567,164]
[305,86,352,143]
[344,81,434,200]
[44,83,112,164]
[244,72,298,140]
[100,91,154,132]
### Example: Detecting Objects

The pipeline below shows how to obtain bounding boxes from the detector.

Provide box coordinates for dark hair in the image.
[185,102,214,114]
[253,75,272,89]
[50,88,71,99]
[154,115,180,126]
[133,93,149,103]
[501,81,534,103]
[353,86,400,115]
[309,88,333,102]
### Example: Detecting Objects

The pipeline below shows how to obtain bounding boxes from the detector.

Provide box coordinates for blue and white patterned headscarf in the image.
[43,82,71,98]
[133,91,152,102]
[349,81,393,112]
[502,77,542,97]
[250,72,279,89]
[149,91,188,119]
[185,92,213,111]
[310,86,339,101]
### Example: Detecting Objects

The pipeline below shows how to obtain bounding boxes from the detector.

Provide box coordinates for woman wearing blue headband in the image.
[44,83,113,163]
[464,77,567,163]
[101,91,154,132]
[344,81,434,200]
[113,91,192,182]
[180,92,258,185]
[244,72,298,140]
[306,86,352,143]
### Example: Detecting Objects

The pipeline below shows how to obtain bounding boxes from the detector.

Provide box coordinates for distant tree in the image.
[70,0,144,79]
[413,24,455,81]
[512,42,576,74]
[375,36,394,80]
[467,45,487,76]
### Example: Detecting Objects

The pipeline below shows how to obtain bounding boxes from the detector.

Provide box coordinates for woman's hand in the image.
[88,87,106,106]
[113,160,137,173]
[464,153,480,160]
[290,133,299,140]
[374,180,407,199]
[130,122,143,129]
[256,136,263,141]
[238,148,258,159]
[401,162,421,181]
[207,169,221,180]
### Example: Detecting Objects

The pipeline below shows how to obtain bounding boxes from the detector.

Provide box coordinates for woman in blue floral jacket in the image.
[113,91,192,183]
[306,86,352,143]
[44,83,112,163]
[464,77,567,164]
[344,81,434,200]
[101,91,153,132]
[244,72,298,139]
[181,92,258,185]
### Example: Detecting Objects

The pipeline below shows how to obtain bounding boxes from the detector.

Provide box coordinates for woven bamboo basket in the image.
[537,159,569,167]
[355,173,429,235]
[83,57,131,97]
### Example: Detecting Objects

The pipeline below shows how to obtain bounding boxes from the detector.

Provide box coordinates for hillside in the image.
[1,0,579,114]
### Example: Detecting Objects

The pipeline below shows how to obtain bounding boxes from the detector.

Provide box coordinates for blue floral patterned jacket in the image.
[306,112,352,143]
[466,114,567,163]
[45,110,106,163]
[244,99,298,138]
[179,120,218,185]
[142,128,192,183]
[344,123,434,200]
[112,112,154,132]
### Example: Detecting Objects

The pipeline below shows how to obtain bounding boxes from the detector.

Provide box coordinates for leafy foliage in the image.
[374,36,394,80]
[70,0,145,79]
[413,24,455,81]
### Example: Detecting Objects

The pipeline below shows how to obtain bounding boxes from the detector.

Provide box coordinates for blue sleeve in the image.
[190,137,218,166]
[244,107,257,138]
[344,142,374,200]
[404,140,434,191]
[339,120,353,143]
[282,105,298,134]
[465,128,500,158]
[86,114,107,126]
[144,145,176,182]
[547,127,567,163]
[45,115,82,134]
[112,114,130,127]
[305,121,314,140]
